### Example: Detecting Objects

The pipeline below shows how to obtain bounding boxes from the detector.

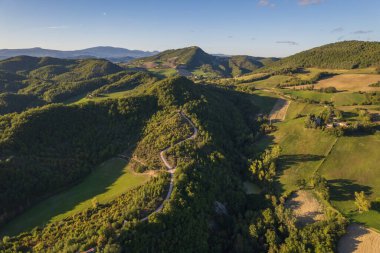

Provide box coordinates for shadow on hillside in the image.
[338,224,370,253]
[278,154,325,170]
[273,154,325,194]
[328,179,372,202]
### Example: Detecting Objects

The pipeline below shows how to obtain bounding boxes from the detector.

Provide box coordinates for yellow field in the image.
[315,74,380,91]
[290,74,380,92]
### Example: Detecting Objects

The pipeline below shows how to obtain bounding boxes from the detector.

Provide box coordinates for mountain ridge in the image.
[0,46,160,63]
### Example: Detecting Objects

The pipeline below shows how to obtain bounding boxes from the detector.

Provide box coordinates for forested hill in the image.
[0,75,347,252]
[0,56,160,113]
[129,46,278,77]
[263,40,380,70]
[0,76,262,251]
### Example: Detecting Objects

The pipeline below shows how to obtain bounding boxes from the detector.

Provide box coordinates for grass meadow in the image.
[0,158,150,236]
[319,133,380,230]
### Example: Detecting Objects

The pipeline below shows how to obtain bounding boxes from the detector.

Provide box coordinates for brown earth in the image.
[338,224,380,253]
[285,190,325,227]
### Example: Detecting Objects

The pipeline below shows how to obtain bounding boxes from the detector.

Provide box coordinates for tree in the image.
[92,197,99,208]
[354,191,371,213]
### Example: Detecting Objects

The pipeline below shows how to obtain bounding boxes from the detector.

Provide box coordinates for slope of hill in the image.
[129,46,278,77]
[228,55,279,76]
[0,46,159,62]
[0,56,161,106]
[0,75,348,253]
[264,41,380,71]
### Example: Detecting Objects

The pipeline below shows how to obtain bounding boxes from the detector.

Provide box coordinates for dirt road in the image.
[139,111,198,221]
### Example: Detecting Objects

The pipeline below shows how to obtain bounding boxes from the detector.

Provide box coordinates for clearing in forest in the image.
[285,190,325,227]
[0,158,151,236]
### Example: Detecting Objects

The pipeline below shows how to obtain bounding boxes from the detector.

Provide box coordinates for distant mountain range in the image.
[0,46,159,63]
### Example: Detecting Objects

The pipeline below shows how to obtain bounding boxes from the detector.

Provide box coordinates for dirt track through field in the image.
[269,98,290,122]
[285,190,325,227]
[338,224,380,253]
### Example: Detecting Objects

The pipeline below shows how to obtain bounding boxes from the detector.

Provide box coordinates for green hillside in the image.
[264,41,380,71]
[129,46,277,77]
[131,46,216,69]
[0,56,161,106]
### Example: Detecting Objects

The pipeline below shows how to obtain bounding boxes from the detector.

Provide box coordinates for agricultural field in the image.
[281,89,368,106]
[0,158,151,236]
[290,73,380,92]
[306,67,378,75]
[250,75,291,89]
[259,96,380,231]
[256,102,337,194]
[319,133,380,230]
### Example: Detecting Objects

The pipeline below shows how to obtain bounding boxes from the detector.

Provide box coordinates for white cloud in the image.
[353,30,373,34]
[258,0,275,7]
[276,41,298,46]
[298,0,323,6]
[46,26,68,30]
[331,27,344,33]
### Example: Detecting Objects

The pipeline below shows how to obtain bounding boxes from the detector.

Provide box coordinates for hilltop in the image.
[0,46,159,63]
[128,46,278,77]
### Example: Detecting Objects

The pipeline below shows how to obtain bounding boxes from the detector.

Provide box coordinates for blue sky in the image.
[0,0,379,57]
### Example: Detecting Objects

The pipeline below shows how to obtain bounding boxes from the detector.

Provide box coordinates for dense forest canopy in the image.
[0,95,157,225]
[263,41,380,71]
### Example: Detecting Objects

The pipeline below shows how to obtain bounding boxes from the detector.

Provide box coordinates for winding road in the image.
[139,111,198,221]
[83,111,197,252]
[118,111,198,223]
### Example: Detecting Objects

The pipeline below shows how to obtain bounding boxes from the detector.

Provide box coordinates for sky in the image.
[0,0,379,57]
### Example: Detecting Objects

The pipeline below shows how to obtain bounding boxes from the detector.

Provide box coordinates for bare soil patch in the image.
[269,98,290,122]
[285,190,325,227]
[338,224,380,253]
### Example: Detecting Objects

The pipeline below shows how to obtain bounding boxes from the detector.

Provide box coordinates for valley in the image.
[0,40,380,252]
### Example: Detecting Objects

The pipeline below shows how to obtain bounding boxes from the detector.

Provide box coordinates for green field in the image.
[248,90,279,114]
[259,97,380,230]
[285,101,326,120]
[0,158,150,236]
[281,90,367,106]
[255,101,337,194]
[319,133,380,230]
[251,75,291,89]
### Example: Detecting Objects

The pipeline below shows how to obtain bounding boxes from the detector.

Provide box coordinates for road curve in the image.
[136,111,197,222]
[83,111,197,253]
